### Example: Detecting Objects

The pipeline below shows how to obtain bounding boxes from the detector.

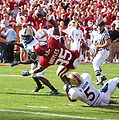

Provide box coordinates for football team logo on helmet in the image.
[34,43,48,56]
[68,72,82,87]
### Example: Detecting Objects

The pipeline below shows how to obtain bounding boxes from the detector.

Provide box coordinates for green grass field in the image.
[0,63,119,120]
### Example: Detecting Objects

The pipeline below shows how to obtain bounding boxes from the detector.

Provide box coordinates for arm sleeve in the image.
[68,88,79,100]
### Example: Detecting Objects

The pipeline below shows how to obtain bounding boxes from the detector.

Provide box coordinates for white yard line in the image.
[0,73,118,77]
[27,106,50,109]
[0,74,31,78]
[0,88,31,92]
[0,109,117,120]
[0,74,21,77]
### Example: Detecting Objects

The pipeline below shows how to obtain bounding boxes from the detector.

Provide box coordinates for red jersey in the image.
[39,36,80,69]
[34,17,47,30]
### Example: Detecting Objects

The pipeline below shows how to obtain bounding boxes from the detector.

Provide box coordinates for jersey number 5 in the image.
[84,86,95,101]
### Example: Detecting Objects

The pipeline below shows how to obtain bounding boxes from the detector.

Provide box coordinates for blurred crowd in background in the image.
[0,0,119,63]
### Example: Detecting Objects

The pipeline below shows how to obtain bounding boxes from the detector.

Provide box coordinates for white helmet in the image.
[68,72,82,86]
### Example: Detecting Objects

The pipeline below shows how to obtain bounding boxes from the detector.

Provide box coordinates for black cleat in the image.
[96,76,107,85]
[96,80,104,85]
[32,85,44,92]
[50,90,59,96]
[102,76,107,81]
[117,83,119,89]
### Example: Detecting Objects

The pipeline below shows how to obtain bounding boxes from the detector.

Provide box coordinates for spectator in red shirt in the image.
[9,0,16,11]
[34,10,47,30]
[9,15,17,25]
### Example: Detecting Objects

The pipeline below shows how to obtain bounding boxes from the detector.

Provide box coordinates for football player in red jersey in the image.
[22,35,95,84]
[22,17,96,85]
[33,35,81,83]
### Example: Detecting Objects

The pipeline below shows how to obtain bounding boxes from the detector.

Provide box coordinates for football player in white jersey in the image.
[12,27,58,95]
[64,72,119,106]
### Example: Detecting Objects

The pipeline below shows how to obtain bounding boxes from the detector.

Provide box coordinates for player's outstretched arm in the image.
[21,67,45,77]
[64,84,77,102]
[47,18,59,36]
[11,59,34,67]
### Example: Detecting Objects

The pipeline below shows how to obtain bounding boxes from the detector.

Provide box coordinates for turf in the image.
[0,63,119,120]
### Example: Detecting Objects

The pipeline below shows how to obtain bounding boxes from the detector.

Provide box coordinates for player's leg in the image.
[32,68,58,95]
[100,77,119,105]
[56,65,70,84]
[30,63,44,92]
[92,50,110,85]
[99,67,107,81]
[38,77,58,95]
[100,78,119,95]
[32,77,44,92]
[56,56,80,84]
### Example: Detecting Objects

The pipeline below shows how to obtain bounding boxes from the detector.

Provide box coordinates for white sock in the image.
[96,75,102,82]
[100,72,104,77]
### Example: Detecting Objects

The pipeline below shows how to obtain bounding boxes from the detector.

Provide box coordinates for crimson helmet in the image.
[34,43,48,56]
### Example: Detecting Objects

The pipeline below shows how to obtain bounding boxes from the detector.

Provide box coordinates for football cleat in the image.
[96,76,107,85]
[117,83,119,89]
[115,100,119,104]
[96,81,104,85]
[32,85,44,92]
[101,76,107,81]
[50,90,59,96]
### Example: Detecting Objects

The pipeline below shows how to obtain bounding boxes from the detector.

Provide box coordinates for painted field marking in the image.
[0,74,21,77]
[0,88,31,92]
[0,109,117,120]
[27,106,50,109]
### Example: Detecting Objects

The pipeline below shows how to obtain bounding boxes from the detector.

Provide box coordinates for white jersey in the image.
[68,73,101,106]
[19,28,26,42]
[22,37,39,53]
[47,27,54,37]
[36,28,48,46]
[68,73,119,106]
[90,30,98,44]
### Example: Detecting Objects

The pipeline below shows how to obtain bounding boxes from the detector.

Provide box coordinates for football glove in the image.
[63,84,72,92]
[88,44,96,54]
[21,70,31,76]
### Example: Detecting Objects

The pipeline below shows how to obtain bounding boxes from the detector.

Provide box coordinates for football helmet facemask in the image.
[68,72,82,87]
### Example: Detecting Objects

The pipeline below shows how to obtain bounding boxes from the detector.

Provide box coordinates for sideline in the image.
[0,109,117,120]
